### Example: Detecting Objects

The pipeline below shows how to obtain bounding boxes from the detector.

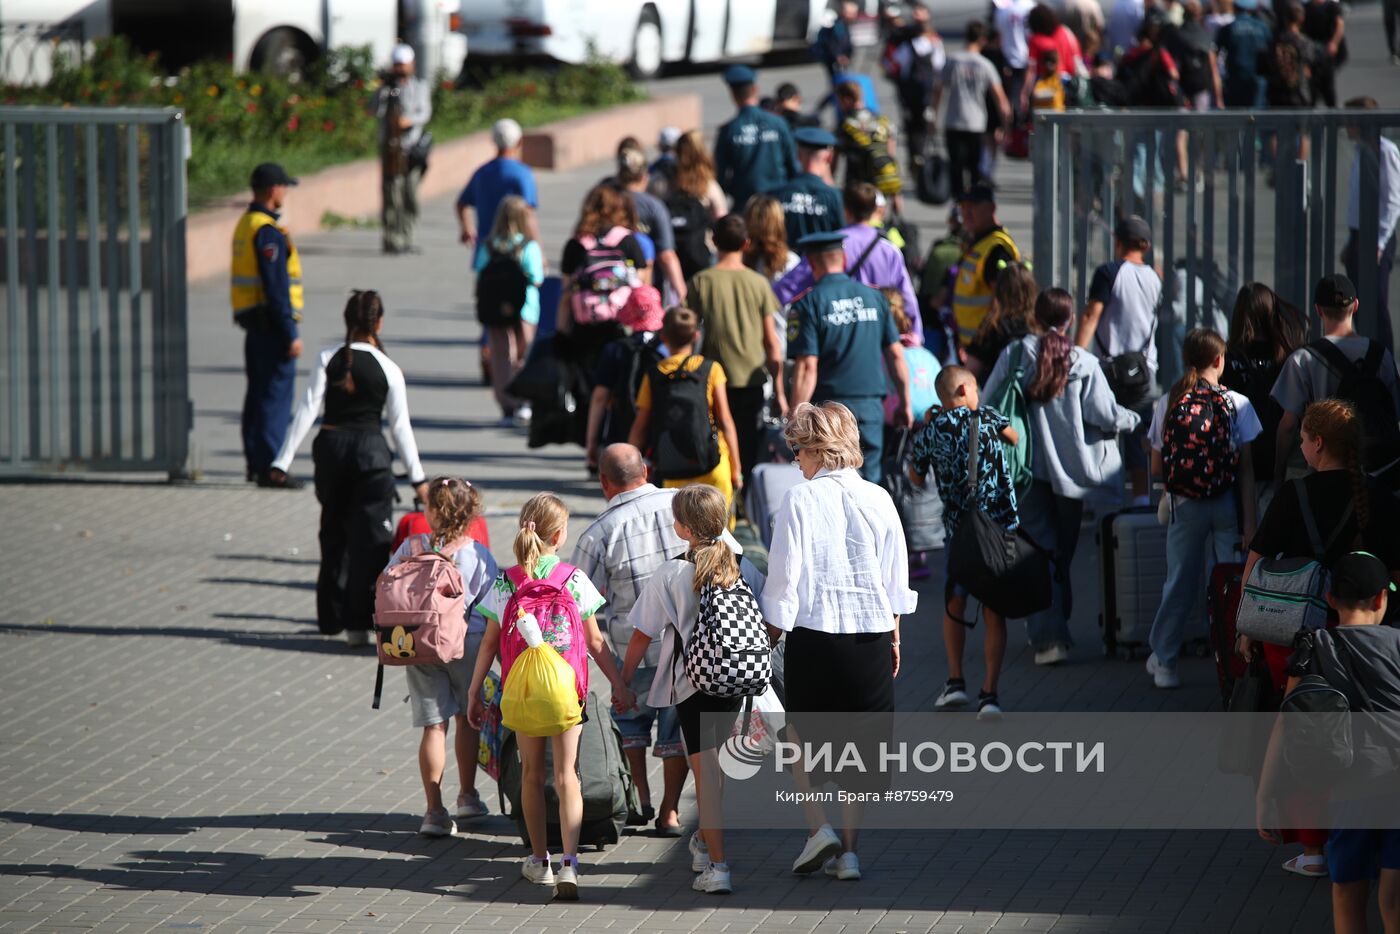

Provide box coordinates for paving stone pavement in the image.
[10,28,1400,933]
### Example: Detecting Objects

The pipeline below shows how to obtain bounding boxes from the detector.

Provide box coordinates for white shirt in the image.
[1147,386,1263,452]
[272,343,426,483]
[1347,135,1400,249]
[760,467,917,634]
[995,0,1038,69]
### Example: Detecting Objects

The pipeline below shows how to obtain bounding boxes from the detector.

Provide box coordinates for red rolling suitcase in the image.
[1207,561,1246,709]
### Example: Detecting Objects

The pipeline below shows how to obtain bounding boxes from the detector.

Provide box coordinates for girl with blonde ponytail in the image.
[466,492,633,900]
[620,485,753,896]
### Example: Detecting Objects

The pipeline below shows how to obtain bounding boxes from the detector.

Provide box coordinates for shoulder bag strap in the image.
[1294,478,1326,559]
[1331,634,1376,713]
[546,561,576,589]
[506,565,528,589]
[965,411,982,494]
[1095,331,1111,359]
[849,231,883,279]
[1306,338,1352,378]
[1362,340,1385,377]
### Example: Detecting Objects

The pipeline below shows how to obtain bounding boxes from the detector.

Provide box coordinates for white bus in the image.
[1,1,468,86]
[458,0,832,80]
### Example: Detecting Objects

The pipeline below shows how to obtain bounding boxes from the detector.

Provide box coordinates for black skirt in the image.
[783,628,895,792]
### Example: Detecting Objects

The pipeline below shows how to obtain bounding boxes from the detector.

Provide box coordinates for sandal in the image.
[1282,854,1328,878]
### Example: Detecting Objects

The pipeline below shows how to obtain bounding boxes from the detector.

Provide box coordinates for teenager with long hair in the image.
[1244,399,1400,877]
[741,194,799,281]
[984,287,1139,664]
[1222,282,1306,489]
[965,261,1038,380]
[1144,328,1261,689]
[272,290,428,644]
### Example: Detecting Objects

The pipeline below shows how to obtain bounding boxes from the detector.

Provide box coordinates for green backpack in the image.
[987,341,1034,498]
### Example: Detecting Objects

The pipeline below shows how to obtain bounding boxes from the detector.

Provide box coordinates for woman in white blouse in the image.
[759,402,918,882]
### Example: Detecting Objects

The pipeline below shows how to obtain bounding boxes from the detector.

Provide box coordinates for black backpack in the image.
[646,356,721,479]
[475,246,529,327]
[1306,340,1400,473]
[666,193,713,282]
[1122,48,1181,107]
[1161,382,1237,500]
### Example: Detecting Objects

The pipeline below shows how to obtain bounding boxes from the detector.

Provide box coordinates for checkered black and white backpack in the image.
[683,579,771,698]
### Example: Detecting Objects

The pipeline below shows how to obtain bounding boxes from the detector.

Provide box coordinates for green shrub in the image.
[2,37,644,207]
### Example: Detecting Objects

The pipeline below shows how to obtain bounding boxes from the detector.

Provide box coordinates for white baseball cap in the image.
[391,43,415,65]
[492,118,523,150]
[658,126,682,150]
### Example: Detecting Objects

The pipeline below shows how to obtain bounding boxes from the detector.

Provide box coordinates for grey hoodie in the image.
[984,334,1141,500]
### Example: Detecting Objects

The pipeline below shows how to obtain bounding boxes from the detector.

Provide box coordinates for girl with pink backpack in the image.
[382,477,498,838]
[467,492,634,901]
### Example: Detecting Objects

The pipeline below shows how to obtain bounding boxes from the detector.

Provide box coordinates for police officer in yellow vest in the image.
[952,183,1021,349]
[232,162,305,488]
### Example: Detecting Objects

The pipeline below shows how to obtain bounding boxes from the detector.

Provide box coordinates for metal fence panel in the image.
[0,106,190,478]
[1032,108,1400,389]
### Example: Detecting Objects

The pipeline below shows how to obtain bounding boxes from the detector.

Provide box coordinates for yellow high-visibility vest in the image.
[230,208,303,322]
[952,227,1020,347]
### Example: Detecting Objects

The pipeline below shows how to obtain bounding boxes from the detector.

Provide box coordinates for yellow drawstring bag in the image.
[500,610,582,736]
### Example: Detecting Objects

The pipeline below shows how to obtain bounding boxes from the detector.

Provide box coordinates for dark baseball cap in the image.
[957,182,996,205]
[795,230,847,254]
[1115,214,1152,244]
[1314,273,1358,308]
[1330,551,1396,602]
[794,126,837,149]
[250,162,298,189]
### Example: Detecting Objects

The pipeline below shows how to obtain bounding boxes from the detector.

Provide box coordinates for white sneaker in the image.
[1146,653,1181,689]
[823,851,862,880]
[514,403,533,426]
[934,681,969,709]
[418,809,455,837]
[344,629,369,648]
[693,863,733,894]
[554,861,579,900]
[976,694,1003,722]
[521,856,555,885]
[455,792,489,820]
[792,824,842,874]
[689,832,710,873]
[1034,645,1068,666]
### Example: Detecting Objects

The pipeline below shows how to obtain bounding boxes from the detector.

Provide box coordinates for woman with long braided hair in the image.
[1242,397,1400,877]
[273,290,429,645]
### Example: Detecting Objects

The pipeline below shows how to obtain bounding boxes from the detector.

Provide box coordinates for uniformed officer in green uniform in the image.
[788,231,912,483]
[714,64,800,210]
[767,126,843,245]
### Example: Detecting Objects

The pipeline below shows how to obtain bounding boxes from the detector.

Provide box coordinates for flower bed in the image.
[3,39,644,207]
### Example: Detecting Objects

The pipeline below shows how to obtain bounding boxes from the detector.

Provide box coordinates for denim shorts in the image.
[1328,828,1400,884]
[610,666,685,758]
[405,630,485,728]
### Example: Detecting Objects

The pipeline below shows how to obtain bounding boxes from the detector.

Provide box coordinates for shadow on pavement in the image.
[0,623,341,653]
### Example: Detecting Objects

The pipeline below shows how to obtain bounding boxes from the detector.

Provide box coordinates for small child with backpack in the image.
[1260,552,1400,929]
[882,287,941,427]
[381,477,499,837]
[1145,328,1261,689]
[912,365,1021,720]
[585,285,666,474]
[466,492,634,900]
[619,484,771,895]
[628,306,743,513]
[1029,50,1067,113]
[476,195,545,427]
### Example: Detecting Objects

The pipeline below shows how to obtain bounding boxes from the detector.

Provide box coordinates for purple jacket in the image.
[773,224,923,345]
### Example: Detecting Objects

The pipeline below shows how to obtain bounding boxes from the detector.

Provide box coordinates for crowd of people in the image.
[220,14,1400,927]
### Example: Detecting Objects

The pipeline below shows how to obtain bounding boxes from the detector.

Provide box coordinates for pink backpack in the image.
[569,226,633,325]
[371,537,466,708]
[498,562,589,702]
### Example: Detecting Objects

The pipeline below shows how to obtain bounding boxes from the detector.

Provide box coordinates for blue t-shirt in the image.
[788,273,898,401]
[458,157,539,263]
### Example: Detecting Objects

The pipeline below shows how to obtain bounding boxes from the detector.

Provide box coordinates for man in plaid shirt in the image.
[571,444,691,835]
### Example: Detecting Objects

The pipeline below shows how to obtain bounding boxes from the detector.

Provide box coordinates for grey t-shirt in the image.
[1270,335,1400,418]
[1087,259,1162,381]
[629,190,676,253]
[1292,626,1400,778]
[941,52,1002,134]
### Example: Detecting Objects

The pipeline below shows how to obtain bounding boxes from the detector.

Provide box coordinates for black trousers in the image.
[1343,229,1398,355]
[726,384,767,491]
[946,129,985,201]
[312,429,395,634]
